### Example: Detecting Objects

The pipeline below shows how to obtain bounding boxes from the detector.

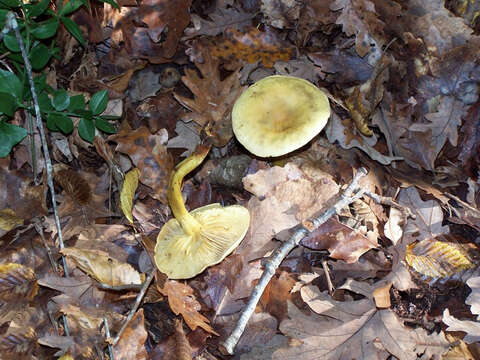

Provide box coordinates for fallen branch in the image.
[6,11,71,336]
[220,167,368,355]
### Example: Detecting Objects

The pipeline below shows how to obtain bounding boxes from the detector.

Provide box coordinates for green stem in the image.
[168,145,211,235]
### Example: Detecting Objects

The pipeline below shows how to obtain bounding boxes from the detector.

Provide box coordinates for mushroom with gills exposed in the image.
[154,144,250,279]
[232,75,331,157]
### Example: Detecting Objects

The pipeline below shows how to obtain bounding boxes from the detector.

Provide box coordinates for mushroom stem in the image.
[167,145,211,235]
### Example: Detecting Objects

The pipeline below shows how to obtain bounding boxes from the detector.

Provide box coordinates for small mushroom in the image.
[154,145,250,279]
[232,75,331,157]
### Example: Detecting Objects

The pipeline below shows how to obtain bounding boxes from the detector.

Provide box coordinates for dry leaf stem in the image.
[6,12,71,336]
[221,168,368,355]
[112,269,156,346]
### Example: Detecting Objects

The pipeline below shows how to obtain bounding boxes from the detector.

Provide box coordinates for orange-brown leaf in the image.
[55,169,92,205]
[210,28,294,68]
[160,280,218,335]
[113,309,148,360]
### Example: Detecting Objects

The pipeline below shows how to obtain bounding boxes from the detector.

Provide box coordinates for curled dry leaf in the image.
[60,247,144,287]
[120,168,140,224]
[372,282,392,308]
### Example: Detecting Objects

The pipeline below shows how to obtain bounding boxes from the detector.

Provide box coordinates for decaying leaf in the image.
[160,280,218,335]
[173,52,244,147]
[55,169,92,205]
[173,319,192,360]
[466,276,480,317]
[121,168,140,224]
[60,247,144,287]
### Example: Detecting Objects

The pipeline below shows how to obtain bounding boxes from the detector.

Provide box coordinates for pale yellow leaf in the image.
[121,168,141,223]
[0,208,23,231]
[60,247,144,287]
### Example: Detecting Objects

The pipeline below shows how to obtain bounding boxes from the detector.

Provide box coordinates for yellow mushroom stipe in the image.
[155,145,250,279]
[167,145,210,236]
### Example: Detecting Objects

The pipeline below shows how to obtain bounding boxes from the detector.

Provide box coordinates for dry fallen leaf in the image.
[275,283,450,360]
[60,247,144,287]
[160,280,218,335]
[121,168,140,224]
[113,309,148,360]
[173,52,244,147]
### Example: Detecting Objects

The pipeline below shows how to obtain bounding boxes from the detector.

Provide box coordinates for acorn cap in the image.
[232,75,331,157]
[154,203,249,279]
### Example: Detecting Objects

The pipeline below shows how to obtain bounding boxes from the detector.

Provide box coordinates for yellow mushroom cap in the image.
[154,203,250,279]
[232,75,331,157]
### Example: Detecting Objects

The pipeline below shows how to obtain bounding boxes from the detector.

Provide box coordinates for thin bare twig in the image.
[221,168,368,354]
[321,260,334,295]
[6,11,70,336]
[104,317,114,360]
[112,269,156,346]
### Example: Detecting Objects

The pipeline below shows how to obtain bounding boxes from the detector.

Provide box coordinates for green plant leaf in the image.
[88,89,108,115]
[95,117,116,133]
[78,117,95,142]
[0,69,22,101]
[0,10,8,27]
[95,0,119,9]
[0,121,27,157]
[71,108,92,119]
[30,43,52,70]
[0,0,20,8]
[38,92,53,112]
[31,18,59,39]
[3,33,20,52]
[60,17,86,47]
[59,0,84,16]
[0,92,17,117]
[100,114,121,120]
[68,95,85,112]
[46,113,58,131]
[25,0,51,17]
[49,113,73,134]
[52,89,70,111]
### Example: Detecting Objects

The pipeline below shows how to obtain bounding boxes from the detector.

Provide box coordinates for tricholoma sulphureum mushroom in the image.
[232,75,331,157]
[154,145,250,279]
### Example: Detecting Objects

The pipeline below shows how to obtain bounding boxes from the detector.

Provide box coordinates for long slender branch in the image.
[7,12,68,272]
[220,168,368,355]
[6,12,71,337]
